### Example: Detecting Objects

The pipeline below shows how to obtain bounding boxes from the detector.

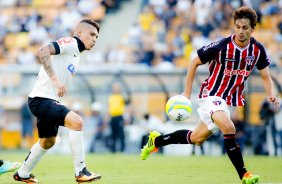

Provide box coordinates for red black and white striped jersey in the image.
[197,34,270,106]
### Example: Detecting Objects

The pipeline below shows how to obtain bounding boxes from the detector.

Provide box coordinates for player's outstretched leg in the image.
[0,160,21,175]
[242,172,259,184]
[75,167,101,183]
[13,172,38,183]
[140,131,161,160]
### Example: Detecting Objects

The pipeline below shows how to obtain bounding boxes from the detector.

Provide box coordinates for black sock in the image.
[0,160,3,167]
[155,130,193,147]
[224,134,247,179]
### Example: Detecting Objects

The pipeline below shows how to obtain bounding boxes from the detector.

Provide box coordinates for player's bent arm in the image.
[36,43,66,97]
[183,56,204,98]
[36,43,58,80]
[259,67,280,107]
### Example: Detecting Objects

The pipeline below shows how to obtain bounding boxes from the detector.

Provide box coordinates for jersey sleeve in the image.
[256,44,271,70]
[54,37,77,55]
[197,39,224,64]
[51,41,60,54]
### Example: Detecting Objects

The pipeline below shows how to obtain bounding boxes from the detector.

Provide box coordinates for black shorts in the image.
[28,97,70,138]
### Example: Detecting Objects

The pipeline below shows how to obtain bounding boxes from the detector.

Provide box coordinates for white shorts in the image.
[197,96,231,133]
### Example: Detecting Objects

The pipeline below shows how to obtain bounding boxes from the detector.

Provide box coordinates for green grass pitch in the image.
[1,151,282,184]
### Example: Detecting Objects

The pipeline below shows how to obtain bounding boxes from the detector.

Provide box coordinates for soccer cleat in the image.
[140,131,161,160]
[0,161,21,175]
[242,171,259,184]
[13,171,38,183]
[75,167,101,183]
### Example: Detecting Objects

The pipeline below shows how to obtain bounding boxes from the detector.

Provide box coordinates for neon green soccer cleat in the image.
[140,131,161,160]
[0,161,21,175]
[242,172,259,184]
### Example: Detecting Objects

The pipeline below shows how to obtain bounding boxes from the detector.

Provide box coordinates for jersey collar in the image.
[73,36,86,52]
[231,34,250,51]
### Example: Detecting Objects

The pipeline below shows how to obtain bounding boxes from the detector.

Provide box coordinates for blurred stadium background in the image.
[0,0,282,158]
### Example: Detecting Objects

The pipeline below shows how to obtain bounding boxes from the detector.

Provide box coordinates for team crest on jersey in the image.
[213,99,222,106]
[67,64,77,76]
[245,56,255,65]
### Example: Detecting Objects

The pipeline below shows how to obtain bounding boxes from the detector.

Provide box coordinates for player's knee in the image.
[221,123,236,134]
[40,138,56,149]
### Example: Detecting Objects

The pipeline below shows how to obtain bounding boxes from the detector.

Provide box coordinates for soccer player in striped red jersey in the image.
[197,29,270,106]
[141,6,280,184]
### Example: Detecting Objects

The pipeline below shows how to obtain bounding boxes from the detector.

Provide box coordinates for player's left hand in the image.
[269,96,281,109]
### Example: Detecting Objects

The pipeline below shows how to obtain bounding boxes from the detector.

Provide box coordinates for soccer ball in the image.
[166,95,192,122]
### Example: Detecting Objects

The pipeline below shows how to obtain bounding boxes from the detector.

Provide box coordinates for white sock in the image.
[18,141,47,178]
[69,130,86,176]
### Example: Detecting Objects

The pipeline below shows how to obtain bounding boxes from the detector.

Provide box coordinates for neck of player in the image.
[234,36,249,48]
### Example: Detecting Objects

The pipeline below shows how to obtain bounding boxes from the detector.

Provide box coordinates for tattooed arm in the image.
[36,43,66,97]
[36,43,56,77]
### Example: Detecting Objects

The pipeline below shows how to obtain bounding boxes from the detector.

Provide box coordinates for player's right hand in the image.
[56,83,66,97]
[51,77,66,97]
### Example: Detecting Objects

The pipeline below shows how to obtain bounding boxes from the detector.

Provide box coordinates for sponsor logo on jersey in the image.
[224,69,250,76]
[67,64,77,76]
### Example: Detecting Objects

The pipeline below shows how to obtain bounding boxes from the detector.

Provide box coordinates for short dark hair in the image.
[233,6,257,29]
[80,19,100,33]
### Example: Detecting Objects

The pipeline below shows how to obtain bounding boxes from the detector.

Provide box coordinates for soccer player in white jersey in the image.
[13,19,101,183]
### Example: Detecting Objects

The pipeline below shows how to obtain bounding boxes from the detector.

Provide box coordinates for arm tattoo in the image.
[48,43,55,53]
[40,55,54,77]
[37,43,56,78]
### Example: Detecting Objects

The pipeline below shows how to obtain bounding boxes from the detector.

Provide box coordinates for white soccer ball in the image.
[166,95,192,122]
